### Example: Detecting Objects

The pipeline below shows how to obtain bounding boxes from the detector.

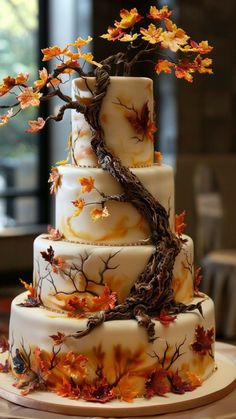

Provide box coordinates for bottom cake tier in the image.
[8,292,216,402]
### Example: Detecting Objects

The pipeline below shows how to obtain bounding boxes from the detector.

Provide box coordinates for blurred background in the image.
[0,0,235,340]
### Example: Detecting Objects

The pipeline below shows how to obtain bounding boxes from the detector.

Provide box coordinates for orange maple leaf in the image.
[115,373,140,402]
[81,52,103,68]
[161,19,189,52]
[175,211,187,235]
[17,87,42,109]
[68,36,93,48]
[56,377,81,399]
[181,40,213,54]
[115,8,143,29]
[100,26,125,42]
[147,5,172,20]
[79,176,95,193]
[34,67,49,91]
[155,59,174,75]
[175,60,194,83]
[120,33,139,42]
[20,278,37,298]
[25,117,45,133]
[89,286,117,312]
[72,198,85,216]
[41,45,67,61]
[90,206,109,221]
[0,73,29,97]
[140,24,163,44]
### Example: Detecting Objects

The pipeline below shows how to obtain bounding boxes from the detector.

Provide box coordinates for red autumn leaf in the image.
[67,296,89,318]
[191,325,214,355]
[49,331,66,346]
[57,377,81,399]
[82,377,116,403]
[90,286,117,312]
[0,336,9,353]
[169,370,199,394]
[41,245,55,263]
[126,101,156,141]
[47,225,63,241]
[145,368,170,397]
[155,309,177,326]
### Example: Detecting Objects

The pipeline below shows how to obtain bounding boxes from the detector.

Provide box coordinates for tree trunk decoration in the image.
[66,66,203,342]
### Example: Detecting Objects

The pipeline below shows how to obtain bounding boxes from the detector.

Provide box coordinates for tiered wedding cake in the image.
[7,75,216,402]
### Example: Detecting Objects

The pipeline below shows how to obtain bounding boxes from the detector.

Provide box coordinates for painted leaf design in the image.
[49,331,66,346]
[127,101,149,134]
[191,325,214,355]
[41,245,55,263]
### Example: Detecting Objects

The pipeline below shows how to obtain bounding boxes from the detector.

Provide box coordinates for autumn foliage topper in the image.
[0,5,213,132]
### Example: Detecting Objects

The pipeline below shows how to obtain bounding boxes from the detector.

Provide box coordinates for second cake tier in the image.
[55,164,174,245]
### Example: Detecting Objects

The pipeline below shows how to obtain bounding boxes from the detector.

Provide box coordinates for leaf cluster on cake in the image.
[0,4,216,404]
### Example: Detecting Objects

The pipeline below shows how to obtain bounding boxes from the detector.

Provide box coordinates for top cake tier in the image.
[71,77,155,168]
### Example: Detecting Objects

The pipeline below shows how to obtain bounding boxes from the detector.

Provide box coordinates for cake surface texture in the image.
[6,75,216,403]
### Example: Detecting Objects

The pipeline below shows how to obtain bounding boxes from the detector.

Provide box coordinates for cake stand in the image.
[0,347,235,417]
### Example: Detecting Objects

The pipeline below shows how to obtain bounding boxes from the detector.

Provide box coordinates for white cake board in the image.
[0,351,235,417]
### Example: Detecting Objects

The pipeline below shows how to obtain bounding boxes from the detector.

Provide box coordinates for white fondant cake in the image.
[9,292,215,395]
[55,164,175,244]
[6,76,216,403]
[71,77,154,167]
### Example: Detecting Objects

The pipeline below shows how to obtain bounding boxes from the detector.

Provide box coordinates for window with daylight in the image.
[0,0,49,231]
